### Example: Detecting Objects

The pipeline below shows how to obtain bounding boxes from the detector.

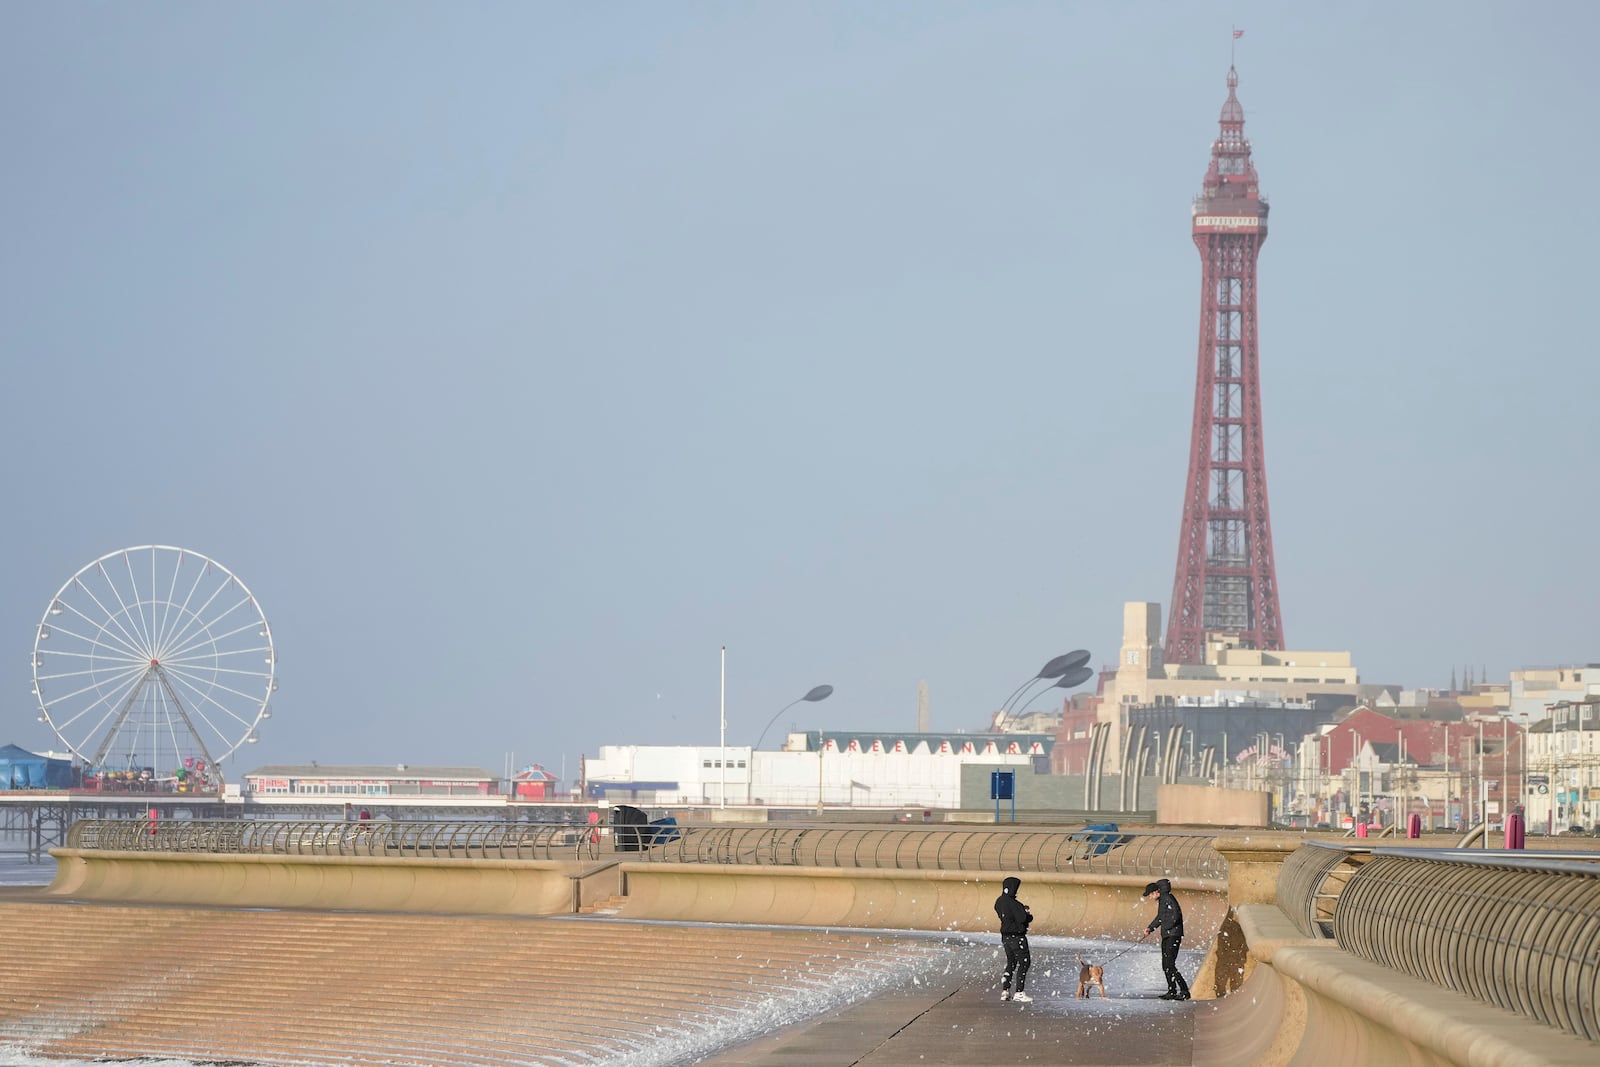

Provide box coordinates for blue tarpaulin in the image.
[0,744,73,789]
[1072,822,1129,856]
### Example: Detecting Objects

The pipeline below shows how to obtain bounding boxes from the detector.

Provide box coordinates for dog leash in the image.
[1096,935,1152,965]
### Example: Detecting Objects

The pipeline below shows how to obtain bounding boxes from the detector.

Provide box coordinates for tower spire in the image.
[1165,67,1283,665]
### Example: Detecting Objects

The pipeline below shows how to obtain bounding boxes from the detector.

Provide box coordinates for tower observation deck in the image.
[1164,67,1284,665]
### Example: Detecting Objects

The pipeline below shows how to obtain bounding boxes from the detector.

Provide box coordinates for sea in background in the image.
[0,853,53,887]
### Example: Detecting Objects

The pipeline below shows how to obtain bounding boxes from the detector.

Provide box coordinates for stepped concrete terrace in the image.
[0,819,1596,1065]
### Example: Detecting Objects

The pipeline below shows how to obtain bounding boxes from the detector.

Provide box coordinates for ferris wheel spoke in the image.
[165,551,213,657]
[160,595,256,662]
[153,577,236,664]
[62,581,149,660]
[49,668,149,746]
[161,610,263,664]
[131,547,163,654]
[162,643,272,667]
[112,553,157,654]
[154,547,186,662]
[40,661,149,709]
[153,679,202,768]
[163,662,272,711]
[163,668,254,739]
[35,663,149,684]
[54,597,148,661]
[89,564,154,657]
[41,620,148,661]
[34,645,150,667]
[157,663,273,684]
[148,547,167,661]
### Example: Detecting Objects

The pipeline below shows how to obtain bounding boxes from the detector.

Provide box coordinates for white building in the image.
[1508,666,1600,723]
[582,731,1051,809]
[1523,698,1600,832]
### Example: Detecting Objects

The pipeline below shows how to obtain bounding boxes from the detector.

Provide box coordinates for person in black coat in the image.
[1143,878,1190,1000]
[994,875,1034,1002]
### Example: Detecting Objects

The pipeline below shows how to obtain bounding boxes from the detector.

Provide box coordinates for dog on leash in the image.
[1076,955,1108,999]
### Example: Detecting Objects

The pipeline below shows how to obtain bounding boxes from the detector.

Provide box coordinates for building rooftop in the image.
[245,764,499,781]
[797,730,1055,753]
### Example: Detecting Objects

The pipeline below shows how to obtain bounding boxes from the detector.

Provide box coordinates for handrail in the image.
[1275,841,1372,938]
[1335,848,1600,1043]
[61,819,1230,881]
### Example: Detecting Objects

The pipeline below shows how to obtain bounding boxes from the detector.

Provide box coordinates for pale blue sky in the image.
[2,3,1595,779]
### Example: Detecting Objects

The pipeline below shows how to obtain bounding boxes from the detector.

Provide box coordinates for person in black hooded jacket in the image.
[994,875,1033,1002]
[1143,878,1190,1000]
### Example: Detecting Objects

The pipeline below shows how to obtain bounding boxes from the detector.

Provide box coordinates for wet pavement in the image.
[701,983,1198,1066]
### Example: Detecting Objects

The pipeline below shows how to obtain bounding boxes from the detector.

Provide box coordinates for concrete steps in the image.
[577,893,626,914]
[0,900,943,1065]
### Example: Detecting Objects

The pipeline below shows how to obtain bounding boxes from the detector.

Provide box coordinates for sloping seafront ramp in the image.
[0,897,986,1065]
[4,820,1600,1066]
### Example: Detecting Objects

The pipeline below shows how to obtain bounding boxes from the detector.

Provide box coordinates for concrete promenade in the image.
[8,824,1600,1066]
[704,983,1200,1066]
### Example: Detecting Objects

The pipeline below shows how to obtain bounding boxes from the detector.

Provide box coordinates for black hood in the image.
[1154,878,1172,894]
[1002,876,1022,895]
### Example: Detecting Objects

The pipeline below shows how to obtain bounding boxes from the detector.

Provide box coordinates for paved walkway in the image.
[702,983,1199,1066]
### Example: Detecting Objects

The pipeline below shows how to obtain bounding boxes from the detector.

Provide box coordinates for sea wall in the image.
[49,849,578,915]
[1193,904,1600,1067]
[610,864,1228,938]
[47,847,1227,939]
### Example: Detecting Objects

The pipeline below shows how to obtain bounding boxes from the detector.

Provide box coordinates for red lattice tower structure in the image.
[1164,66,1284,665]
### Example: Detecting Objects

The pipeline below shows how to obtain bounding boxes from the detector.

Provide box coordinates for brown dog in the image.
[1076,955,1108,999]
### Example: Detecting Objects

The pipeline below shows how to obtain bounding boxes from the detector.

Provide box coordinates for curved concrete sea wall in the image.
[1194,904,1600,1067]
[614,863,1228,939]
[1189,833,1600,1066]
[48,848,1228,939]
[50,849,579,915]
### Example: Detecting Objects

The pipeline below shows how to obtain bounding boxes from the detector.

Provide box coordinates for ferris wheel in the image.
[32,546,274,785]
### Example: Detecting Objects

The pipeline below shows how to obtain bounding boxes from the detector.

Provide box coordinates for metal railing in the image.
[1334,849,1600,1043]
[62,819,1228,881]
[1275,841,1371,939]
[622,824,1226,880]
[64,819,588,860]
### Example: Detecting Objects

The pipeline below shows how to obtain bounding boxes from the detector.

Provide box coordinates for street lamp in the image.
[754,684,834,751]
[1012,666,1096,714]
[996,650,1091,728]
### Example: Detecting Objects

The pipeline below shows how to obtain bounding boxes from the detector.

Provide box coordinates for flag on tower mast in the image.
[1234,29,1244,39]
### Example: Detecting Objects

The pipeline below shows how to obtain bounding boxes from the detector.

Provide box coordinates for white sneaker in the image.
[1011,992,1033,1003]
[1000,990,1012,1001]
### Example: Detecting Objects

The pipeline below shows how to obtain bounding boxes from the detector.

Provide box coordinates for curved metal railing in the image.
[628,824,1226,880]
[1335,849,1600,1043]
[1275,841,1372,939]
[62,819,1228,881]
[65,819,588,860]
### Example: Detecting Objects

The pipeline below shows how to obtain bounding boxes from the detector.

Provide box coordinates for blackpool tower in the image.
[1164,66,1284,665]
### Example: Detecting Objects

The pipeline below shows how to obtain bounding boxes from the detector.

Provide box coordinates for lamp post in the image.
[719,646,727,808]
[1477,718,1487,841]
[995,650,1091,729]
[1012,667,1095,715]
[1274,732,1285,818]
[754,685,834,751]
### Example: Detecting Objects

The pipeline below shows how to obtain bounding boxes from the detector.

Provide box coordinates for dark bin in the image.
[611,805,649,851]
